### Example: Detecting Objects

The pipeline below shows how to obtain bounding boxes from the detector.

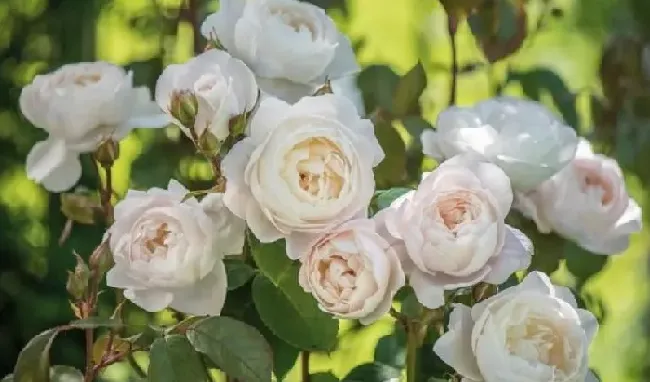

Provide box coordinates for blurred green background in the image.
[1,0,650,381]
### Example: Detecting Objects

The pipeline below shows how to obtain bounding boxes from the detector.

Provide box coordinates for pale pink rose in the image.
[515,138,642,255]
[375,154,533,309]
[106,180,245,316]
[298,219,405,324]
[433,272,599,382]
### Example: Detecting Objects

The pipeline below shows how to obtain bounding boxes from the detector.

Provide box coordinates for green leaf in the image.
[252,274,338,351]
[148,335,209,382]
[374,188,412,211]
[564,242,608,286]
[251,240,338,350]
[468,0,527,63]
[374,329,406,369]
[357,65,400,113]
[225,258,256,290]
[312,372,340,382]
[392,62,427,117]
[69,317,122,329]
[49,366,83,382]
[13,329,59,382]
[343,363,401,382]
[187,316,272,382]
[374,121,407,188]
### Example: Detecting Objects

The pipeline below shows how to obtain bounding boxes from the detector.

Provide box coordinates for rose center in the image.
[270,8,317,38]
[134,222,172,259]
[580,167,614,205]
[317,251,365,302]
[288,137,347,200]
[506,316,571,374]
[72,73,102,87]
[434,191,480,231]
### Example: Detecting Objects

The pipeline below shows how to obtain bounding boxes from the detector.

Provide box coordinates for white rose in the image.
[201,0,358,103]
[434,272,599,382]
[298,219,405,324]
[106,180,245,316]
[375,155,533,309]
[21,62,170,192]
[515,138,642,255]
[222,94,383,260]
[421,97,578,191]
[155,49,258,141]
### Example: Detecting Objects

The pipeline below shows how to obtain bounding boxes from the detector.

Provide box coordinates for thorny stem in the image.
[448,14,458,107]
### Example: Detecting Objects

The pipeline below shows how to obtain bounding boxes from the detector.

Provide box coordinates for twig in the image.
[447,14,458,106]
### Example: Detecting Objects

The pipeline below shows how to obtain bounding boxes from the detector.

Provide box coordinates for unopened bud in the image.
[312,79,333,96]
[89,239,113,276]
[197,129,222,154]
[61,192,101,225]
[228,114,248,138]
[66,253,90,300]
[170,91,198,129]
[94,138,120,168]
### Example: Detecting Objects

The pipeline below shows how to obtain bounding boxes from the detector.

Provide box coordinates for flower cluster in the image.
[18,0,643,380]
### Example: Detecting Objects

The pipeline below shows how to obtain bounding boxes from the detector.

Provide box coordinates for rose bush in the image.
[421,97,579,191]
[376,155,533,309]
[222,93,383,260]
[21,62,169,192]
[106,180,244,316]
[515,138,643,255]
[434,272,598,382]
[298,218,404,324]
[201,0,358,103]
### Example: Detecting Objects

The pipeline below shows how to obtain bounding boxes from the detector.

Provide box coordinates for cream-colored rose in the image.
[375,155,532,309]
[421,97,578,191]
[200,0,358,103]
[106,180,245,315]
[222,94,383,260]
[155,49,258,141]
[21,62,170,192]
[298,219,404,324]
[434,272,599,382]
[515,138,642,255]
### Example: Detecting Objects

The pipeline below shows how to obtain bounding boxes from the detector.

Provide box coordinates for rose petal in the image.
[26,139,82,192]
[433,304,483,381]
[169,260,228,316]
[483,225,533,284]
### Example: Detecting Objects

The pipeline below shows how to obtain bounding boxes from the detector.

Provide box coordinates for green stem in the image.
[301,351,311,382]
[406,321,419,382]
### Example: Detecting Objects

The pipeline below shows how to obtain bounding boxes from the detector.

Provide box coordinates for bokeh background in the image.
[1,0,650,381]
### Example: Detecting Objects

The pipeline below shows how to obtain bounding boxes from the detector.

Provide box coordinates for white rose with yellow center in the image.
[222,94,383,259]
[434,272,598,382]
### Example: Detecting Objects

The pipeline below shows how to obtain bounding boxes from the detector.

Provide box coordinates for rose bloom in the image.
[222,94,383,260]
[434,272,598,382]
[298,219,404,324]
[515,138,642,255]
[421,97,578,191]
[200,0,358,103]
[106,180,245,316]
[21,62,170,192]
[375,155,533,309]
[155,49,258,141]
